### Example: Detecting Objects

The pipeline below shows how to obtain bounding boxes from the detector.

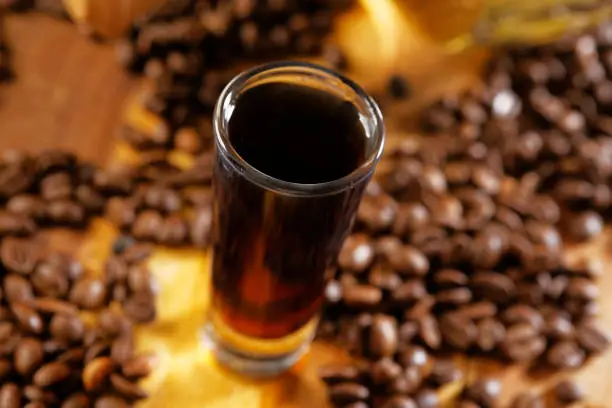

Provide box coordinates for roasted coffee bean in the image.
[368,264,401,291]
[156,214,188,245]
[75,184,105,212]
[369,357,402,384]
[123,293,156,324]
[4,273,34,303]
[110,373,148,399]
[6,194,45,219]
[98,308,131,337]
[357,194,398,232]
[111,335,134,364]
[543,312,574,340]
[476,318,505,352]
[33,362,71,387]
[121,353,156,379]
[392,280,426,304]
[338,234,374,273]
[457,302,497,319]
[554,379,583,404]
[471,271,516,303]
[511,392,543,408]
[369,314,398,358]
[11,303,44,334]
[1,237,39,275]
[418,314,441,350]
[69,278,107,310]
[0,211,36,236]
[131,210,163,241]
[434,269,468,287]
[0,383,21,408]
[30,298,78,316]
[576,321,610,353]
[14,337,44,375]
[328,382,370,405]
[105,197,137,229]
[83,357,115,392]
[56,347,86,365]
[393,203,429,236]
[0,359,11,381]
[380,395,417,408]
[439,313,476,350]
[40,172,72,201]
[61,393,90,408]
[428,359,462,386]
[47,200,85,225]
[388,365,422,394]
[127,265,156,294]
[501,305,543,330]
[565,277,599,301]
[94,395,129,408]
[23,385,57,405]
[566,211,604,241]
[388,246,429,276]
[413,389,438,408]
[397,345,428,369]
[31,263,69,299]
[50,314,85,343]
[547,340,585,369]
[501,325,546,361]
[435,288,472,305]
[464,378,501,408]
[343,285,382,308]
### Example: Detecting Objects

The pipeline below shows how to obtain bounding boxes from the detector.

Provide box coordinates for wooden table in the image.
[2,11,612,408]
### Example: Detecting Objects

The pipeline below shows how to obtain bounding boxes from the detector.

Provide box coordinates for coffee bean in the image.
[1,238,39,275]
[121,353,157,379]
[123,293,156,324]
[547,340,585,369]
[576,321,610,353]
[6,194,45,219]
[393,203,429,236]
[511,392,543,408]
[501,325,546,362]
[543,312,573,340]
[369,357,402,384]
[343,285,382,308]
[30,298,78,316]
[434,269,468,287]
[105,198,137,229]
[50,314,85,343]
[457,302,498,320]
[4,273,34,303]
[0,359,11,381]
[110,373,148,399]
[397,345,429,370]
[156,214,188,245]
[501,305,544,330]
[476,318,505,352]
[338,234,374,273]
[0,383,21,408]
[381,396,417,408]
[69,278,107,310]
[31,263,69,299]
[47,200,86,225]
[11,303,44,334]
[131,210,163,241]
[436,288,472,305]
[428,359,462,386]
[440,313,476,350]
[111,335,135,364]
[98,309,131,338]
[418,314,441,350]
[357,194,398,232]
[94,395,129,408]
[464,378,501,408]
[56,347,86,365]
[33,362,71,387]
[328,382,369,405]
[471,271,516,303]
[23,385,57,405]
[413,389,438,408]
[61,393,90,408]
[565,277,599,301]
[388,246,429,276]
[369,314,398,358]
[566,210,603,241]
[40,172,72,201]
[392,280,426,304]
[83,357,115,392]
[14,337,44,375]
[127,265,156,295]
[388,365,422,394]
[553,379,583,404]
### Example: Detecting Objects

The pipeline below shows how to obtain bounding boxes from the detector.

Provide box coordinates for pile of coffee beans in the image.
[418,22,612,243]
[102,153,213,248]
[0,150,111,237]
[318,22,612,407]
[0,236,158,407]
[117,0,353,155]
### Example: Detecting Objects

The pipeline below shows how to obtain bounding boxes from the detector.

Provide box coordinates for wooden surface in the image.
[2,11,612,408]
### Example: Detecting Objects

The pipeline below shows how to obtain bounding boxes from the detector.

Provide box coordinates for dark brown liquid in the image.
[212,82,370,339]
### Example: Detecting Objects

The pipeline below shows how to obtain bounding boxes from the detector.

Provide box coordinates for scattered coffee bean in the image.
[553,379,584,404]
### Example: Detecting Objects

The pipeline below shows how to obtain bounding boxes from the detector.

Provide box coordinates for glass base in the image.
[201,322,310,378]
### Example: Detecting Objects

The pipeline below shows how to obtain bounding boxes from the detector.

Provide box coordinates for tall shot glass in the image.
[203,62,385,377]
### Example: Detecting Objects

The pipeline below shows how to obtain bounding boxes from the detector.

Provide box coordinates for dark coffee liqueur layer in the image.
[212,82,370,339]
[228,81,367,184]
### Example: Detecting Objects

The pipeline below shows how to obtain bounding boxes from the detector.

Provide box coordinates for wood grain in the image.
[2,12,612,408]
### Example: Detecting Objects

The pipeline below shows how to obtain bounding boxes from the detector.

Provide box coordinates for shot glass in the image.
[203,61,385,377]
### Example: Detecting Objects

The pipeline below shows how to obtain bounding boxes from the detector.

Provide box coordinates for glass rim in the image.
[213,61,385,197]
